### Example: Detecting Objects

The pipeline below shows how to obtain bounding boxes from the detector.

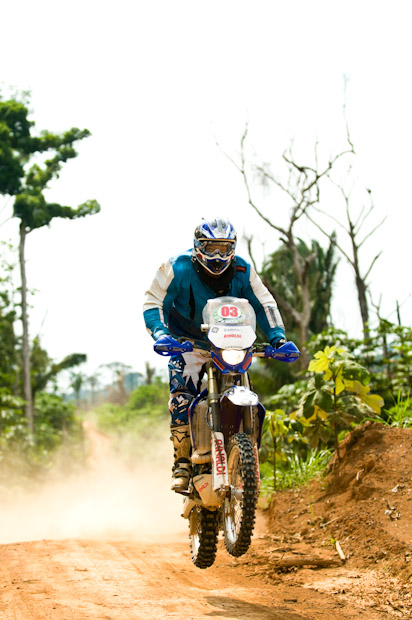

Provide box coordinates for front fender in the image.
[222,385,259,407]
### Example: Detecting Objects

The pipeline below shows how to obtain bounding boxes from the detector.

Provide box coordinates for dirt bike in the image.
[154,296,300,569]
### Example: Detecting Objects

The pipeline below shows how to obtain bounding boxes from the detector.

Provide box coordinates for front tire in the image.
[189,506,220,569]
[223,432,258,557]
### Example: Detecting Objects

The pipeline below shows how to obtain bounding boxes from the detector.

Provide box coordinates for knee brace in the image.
[169,392,194,426]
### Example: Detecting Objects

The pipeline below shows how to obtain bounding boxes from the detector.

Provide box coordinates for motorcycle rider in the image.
[143,217,287,491]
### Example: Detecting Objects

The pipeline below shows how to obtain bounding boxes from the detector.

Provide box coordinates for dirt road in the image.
[1,424,411,619]
[1,527,390,620]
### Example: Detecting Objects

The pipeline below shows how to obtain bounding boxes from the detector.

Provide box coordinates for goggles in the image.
[198,239,235,257]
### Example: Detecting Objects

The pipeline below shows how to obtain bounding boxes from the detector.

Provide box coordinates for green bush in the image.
[93,379,170,466]
[0,390,84,489]
[128,379,169,412]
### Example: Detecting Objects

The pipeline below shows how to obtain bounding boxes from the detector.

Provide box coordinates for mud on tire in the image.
[223,432,258,557]
[189,506,220,569]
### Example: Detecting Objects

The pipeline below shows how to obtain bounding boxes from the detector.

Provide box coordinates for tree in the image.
[0,95,100,429]
[0,243,19,394]
[87,372,101,405]
[259,234,339,342]
[220,124,353,365]
[70,371,86,408]
[100,362,132,405]
[145,361,156,385]
[30,337,87,396]
[248,235,339,396]
[307,183,385,339]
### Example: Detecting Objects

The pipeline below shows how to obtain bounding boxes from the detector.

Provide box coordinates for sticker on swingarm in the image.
[212,431,229,490]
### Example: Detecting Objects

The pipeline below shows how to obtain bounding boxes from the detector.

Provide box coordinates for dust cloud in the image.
[0,423,186,545]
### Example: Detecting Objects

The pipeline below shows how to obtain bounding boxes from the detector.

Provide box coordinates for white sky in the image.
[1,0,411,381]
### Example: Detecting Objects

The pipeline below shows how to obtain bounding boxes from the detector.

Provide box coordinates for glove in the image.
[154,334,193,356]
[271,337,286,349]
[152,328,171,341]
[266,340,300,362]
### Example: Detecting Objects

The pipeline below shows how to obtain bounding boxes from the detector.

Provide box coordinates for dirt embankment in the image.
[247,422,412,617]
[0,423,411,619]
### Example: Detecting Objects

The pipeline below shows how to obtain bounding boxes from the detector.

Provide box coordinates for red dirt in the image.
[0,422,411,619]
[248,422,412,617]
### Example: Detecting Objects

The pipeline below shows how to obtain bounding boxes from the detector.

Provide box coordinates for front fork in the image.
[206,363,229,492]
[207,363,260,494]
[206,363,220,431]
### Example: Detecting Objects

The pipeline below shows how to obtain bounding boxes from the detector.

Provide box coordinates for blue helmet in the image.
[193,218,237,275]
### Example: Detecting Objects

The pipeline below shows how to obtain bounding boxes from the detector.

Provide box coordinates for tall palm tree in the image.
[260,234,339,348]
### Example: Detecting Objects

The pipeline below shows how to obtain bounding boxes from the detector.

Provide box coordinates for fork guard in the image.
[222,385,259,407]
[219,389,266,448]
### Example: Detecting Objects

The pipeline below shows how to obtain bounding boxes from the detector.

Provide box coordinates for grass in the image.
[260,448,332,495]
[384,391,412,428]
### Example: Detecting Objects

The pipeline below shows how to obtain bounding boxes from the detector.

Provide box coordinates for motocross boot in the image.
[170,424,191,491]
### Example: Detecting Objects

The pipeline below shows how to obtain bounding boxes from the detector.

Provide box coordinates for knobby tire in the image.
[189,506,220,569]
[223,432,258,557]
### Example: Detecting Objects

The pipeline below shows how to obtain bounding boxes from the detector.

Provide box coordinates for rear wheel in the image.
[189,506,220,569]
[223,432,258,557]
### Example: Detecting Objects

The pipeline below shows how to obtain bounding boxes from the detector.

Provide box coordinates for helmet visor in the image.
[199,240,235,257]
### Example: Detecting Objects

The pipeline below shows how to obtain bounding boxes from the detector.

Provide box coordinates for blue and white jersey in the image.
[143,251,285,343]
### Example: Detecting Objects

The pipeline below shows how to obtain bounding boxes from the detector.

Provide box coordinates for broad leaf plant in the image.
[293,345,384,459]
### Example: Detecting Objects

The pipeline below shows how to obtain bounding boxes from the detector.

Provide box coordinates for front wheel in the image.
[223,432,258,557]
[189,506,220,569]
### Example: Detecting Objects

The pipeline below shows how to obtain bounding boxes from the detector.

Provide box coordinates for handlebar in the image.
[254,342,300,362]
[153,335,194,356]
[154,336,300,362]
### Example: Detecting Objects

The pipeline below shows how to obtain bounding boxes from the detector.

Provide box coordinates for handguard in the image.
[153,335,194,356]
[264,340,300,362]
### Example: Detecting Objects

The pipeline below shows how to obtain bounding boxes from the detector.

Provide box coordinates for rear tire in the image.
[189,506,219,569]
[223,432,258,557]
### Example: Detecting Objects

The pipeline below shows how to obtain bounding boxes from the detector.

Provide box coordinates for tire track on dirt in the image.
[0,537,383,620]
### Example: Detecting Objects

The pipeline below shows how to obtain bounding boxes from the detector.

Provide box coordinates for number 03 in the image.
[220,305,239,318]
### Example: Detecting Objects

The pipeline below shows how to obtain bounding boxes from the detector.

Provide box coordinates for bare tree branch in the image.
[254,165,292,198]
[343,74,356,153]
[353,198,372,233]
[358,217,387,248]
[217,119,356,355]
[311,204,348,234]
[215,140,243,174]
[306,211,355,267]
[363,251,382,281]
[0,196,12,218]
[283,152,317,176]
[352,189,375,234]
[244,234,258,273]
[0,215,13,228]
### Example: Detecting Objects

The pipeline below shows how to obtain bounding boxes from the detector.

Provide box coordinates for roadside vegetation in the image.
[0,91,411,497]
[90,379,169,466]
[255,323,412,495]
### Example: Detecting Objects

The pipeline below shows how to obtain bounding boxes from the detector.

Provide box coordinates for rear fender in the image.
[182,497,196,519]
